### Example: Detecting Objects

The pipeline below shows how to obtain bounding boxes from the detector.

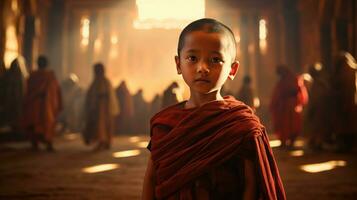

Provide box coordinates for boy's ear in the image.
[175,55,182,74]
[228,61,239,80]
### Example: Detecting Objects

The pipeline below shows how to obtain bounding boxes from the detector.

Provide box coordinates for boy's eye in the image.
[186,56,197,62]
[211,57,224,64]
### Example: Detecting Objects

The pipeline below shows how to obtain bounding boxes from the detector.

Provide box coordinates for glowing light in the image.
[134,0,205,29]
[137,141,149,148]
[269,140,281,148]
[113,150,141,158]
[294,140,305,147]
[300,160,347,173]
[302,73,312,82]
[290,150,304,157]
[129,136,140,143]
[82,164,119,173]
[259,19,268,54]
[109,47,118,59]
[64,133,79,140]
[111,35,118,44]
[11,0,18,13]
[4,25,18,68]
[314,62,322,71]
[80,17,90,47]
[94,39,102,52]
[253,97,260,108]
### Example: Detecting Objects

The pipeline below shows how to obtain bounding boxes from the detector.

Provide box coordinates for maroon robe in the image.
[270,72,308,143]
[149,96,286,199]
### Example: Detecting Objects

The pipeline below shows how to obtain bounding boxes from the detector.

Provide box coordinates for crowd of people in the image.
[0,56,181,151]
[0,51,356,153]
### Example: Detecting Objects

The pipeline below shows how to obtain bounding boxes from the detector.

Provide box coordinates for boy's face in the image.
[175,31,239,95]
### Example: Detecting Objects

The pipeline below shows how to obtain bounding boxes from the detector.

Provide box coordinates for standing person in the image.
[3,58,27,130]
[305,63,332,150]
[142,18,286,200]
[161,81,180,109]
[83,63,119,151]
[237,75,257,111]
[115,80,134,134]
[332,52,357,153]
[270,65,308,148]
[22,55,62,152]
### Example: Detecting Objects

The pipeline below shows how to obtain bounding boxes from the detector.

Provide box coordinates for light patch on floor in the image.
[113,149,141,158]
[82,163,120,173]
[300,160,347,173]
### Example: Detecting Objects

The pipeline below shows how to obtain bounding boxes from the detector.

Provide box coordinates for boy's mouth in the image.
[194,78,210,83]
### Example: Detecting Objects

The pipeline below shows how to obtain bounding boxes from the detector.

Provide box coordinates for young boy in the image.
[142,18,286,200]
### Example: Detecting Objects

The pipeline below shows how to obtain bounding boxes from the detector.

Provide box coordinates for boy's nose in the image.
[197,62,209,74]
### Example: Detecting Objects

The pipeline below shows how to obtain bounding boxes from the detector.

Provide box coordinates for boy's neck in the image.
[185,90,224,108]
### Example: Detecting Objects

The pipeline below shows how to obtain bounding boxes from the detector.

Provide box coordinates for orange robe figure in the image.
[270,66,308,147]
[83,63,119,150]
[22,68,62,147]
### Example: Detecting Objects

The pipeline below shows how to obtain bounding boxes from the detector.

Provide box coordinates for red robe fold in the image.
[150,96,286,200]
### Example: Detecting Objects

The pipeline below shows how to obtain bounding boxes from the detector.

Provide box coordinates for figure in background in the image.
[270,65,308,148]
[83,63,119,151]
[304,63,332,150]
[0,61,7,127]
[133,89,149,134]
[149,94,162,118]
[115,80,134,135]
[331,52,357,153]
[161,81,180,109]
[237,75,258,111]
[3,58,28,131]
[22,56,62,152]
[59,73,84,133]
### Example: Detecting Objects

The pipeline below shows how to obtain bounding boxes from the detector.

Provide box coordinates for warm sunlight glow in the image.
[94,38,102,52]
[129,136,140,143]
[111,35,118,44]
[269,140,281,148]
[300,160,347,173]
[290,150,304,157]
[64,133,79,140]
[4,25,18,68]
[82,164,119,173]
[302,73,313,82]
[294,140,305,147]
[137,141,149,148]
[134,0,205,29]
[253,97,260,108]
[259,19,267,54]
[11,0,18,13]
[112,150,141,158]
[80,17,90,47]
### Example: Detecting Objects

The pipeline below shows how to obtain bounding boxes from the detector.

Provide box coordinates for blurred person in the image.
[142,18,285,200]
[237,75,258,111]
[161,81,180,109]
[270,65,308,148]
[149,94,162,118]
[0,61,7,127]
[133,89,149,134]
[83,63,119,151]
[304,63,332,151]
[115,80,134,134]
[3,58,28,131]
[22,55,62,152]
[59,73,84,133]
[331,52,357,153]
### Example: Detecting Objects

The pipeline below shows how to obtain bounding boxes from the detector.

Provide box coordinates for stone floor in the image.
[0,133,356,200]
